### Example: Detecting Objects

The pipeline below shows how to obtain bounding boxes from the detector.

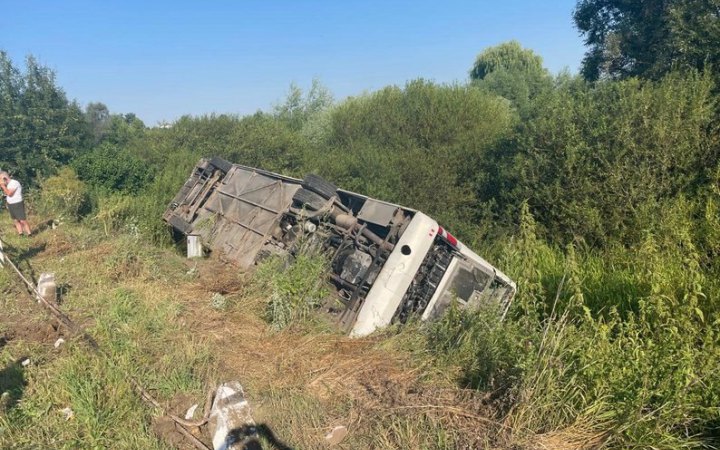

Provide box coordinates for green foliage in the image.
[273,78,334,131]
[38,167,90,221]
[307,79,514,232]
[0,53,90,183]
[574,0,720,81]
[427,204,720,448]
[156,113,306,175]
[427,302,530,394]
[470,41,546,81]
[470,41,553,117]
[72,143,153,193]
[254,250,331,330]
[486,70,718,245]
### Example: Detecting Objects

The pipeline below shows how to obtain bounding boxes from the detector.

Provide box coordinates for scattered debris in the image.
[0,392,11,410]
[60,407,74,421]
[37,273,57,304]
[208,382,255,450]
[325,425,348,446]
[20,358,30,367]
[54,337,65,348]
[185,403,199,420]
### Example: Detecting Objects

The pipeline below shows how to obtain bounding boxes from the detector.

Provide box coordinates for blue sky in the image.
[1,1,585,126]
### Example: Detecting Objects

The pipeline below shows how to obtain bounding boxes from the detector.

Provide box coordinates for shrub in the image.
[38,167,90,221]
[72,143,153,193]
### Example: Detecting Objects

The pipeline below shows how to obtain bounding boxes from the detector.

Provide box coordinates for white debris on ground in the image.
[60,407,74,421]
[207,382,255,450]
[54,337,65,348]
[37,272,57,304]
[20,358,30,367]
[185,403,199,420]
[325,425,348,446]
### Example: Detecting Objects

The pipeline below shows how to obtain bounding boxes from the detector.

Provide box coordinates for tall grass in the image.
[425,201,720,448]
[253,246,331,330]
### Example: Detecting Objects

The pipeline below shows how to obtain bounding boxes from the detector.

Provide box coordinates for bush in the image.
[428,205,720,448]
[490,71,718,246]
[72,143,153,193]
[38,167,90,221]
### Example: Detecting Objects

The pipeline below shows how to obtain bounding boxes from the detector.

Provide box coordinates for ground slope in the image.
[0,219,504,449]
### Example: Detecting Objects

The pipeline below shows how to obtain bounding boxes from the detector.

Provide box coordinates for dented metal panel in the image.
[202,167,300,268]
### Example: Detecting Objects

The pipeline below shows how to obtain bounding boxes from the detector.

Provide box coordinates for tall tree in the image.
[85,102,111,143]
[0,53,89,182]
[273,78,334,130]
[668,0,720,74]
[469,41,552,117]
[574,0,720,81]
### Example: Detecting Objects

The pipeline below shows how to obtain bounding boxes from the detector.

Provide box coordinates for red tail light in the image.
[437,226,458,247]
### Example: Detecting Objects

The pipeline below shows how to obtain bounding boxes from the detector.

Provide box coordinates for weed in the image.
[254,248,331,330]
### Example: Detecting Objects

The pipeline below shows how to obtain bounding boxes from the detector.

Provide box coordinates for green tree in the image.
[310,79,515,233]
[490,71,717,245]
[469,41,553,117]
[0,52,89,183]
[105,112,146,146]
[273,78,334,131]
[574,0,720,81]
[85,102,111,144]
[72,143,152,193]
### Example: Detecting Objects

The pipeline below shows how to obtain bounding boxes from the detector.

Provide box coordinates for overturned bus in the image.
[163,157,516,337]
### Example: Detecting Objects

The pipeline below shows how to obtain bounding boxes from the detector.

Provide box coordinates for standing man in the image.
[0,171,31,237]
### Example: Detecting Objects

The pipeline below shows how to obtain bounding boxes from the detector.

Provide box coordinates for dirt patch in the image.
[151,392,213,450]
[35,232,74,258]
[190,257,248,296]
[176,287,500,447]
[0,311,65,347]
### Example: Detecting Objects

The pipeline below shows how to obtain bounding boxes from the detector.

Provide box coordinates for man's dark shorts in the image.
[7,201,26,221]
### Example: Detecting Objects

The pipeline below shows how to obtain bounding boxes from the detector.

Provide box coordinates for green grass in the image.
[253,246,332,331]
[3,201,718,449]
[422,207,720,449]
[0,220,214,449]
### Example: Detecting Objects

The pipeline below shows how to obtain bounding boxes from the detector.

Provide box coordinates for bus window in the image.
[450,265,492,303]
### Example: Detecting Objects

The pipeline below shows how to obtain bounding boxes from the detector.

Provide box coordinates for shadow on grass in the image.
[0,358,27,411]
[227,424,294,450]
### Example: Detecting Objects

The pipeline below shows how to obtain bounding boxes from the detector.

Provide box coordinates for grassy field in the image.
[0,215,510,450]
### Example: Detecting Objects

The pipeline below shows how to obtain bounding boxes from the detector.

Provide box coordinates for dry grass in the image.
[0,216,600,449]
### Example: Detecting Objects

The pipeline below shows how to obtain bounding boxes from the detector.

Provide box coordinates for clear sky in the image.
[1,1,586,126]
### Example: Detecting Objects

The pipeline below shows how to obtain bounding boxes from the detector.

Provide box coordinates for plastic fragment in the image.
[20,359,30,367]
[185,403,199,420]
[325,425,348,445]
[60,407,74,420]
[54,338,65,348]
